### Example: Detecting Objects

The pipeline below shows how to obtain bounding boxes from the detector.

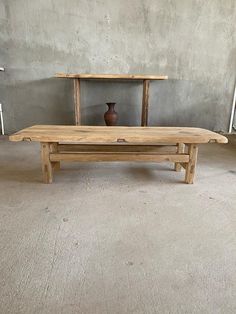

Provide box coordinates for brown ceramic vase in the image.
[104,102,118,126]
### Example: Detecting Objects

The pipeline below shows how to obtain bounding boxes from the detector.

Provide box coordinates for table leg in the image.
[41,142,53,184]
[141,79,150,126]
[50,143,60,171]
[175,143,185,171]
[185,144,198,184]
[74,78,81,125]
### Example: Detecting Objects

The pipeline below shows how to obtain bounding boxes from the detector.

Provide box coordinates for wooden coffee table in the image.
[9,125,228,184]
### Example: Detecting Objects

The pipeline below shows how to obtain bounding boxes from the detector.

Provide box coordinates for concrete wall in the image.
[0,0,235,134]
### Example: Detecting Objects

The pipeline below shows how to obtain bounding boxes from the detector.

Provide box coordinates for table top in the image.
[55,73,168,80]
[9,125,228,144]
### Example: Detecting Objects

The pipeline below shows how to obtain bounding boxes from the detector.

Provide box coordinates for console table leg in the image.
[74,78,81,125]
[175,143,185,171]
[141,79,150,126]
[185,144,198,184]
[41,142,53,184]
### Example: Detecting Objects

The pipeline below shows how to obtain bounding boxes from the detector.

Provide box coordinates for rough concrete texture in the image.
[0,0,236,133]
[0,136,235,313]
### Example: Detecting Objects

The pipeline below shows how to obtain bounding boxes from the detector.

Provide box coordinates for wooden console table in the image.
[55,73,168,126]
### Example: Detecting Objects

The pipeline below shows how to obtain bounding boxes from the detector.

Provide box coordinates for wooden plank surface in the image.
[55,73,168,80]
[9,125,228,144]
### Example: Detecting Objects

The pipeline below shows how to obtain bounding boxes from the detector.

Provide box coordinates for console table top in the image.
[55,73,168,80]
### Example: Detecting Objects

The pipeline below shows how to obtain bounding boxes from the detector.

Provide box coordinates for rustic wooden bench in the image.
[9,125,228,184]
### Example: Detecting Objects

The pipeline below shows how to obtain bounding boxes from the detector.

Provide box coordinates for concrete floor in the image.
[0,137,236,314]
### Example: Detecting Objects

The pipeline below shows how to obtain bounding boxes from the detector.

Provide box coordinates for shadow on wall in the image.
[149,79,222,130]
[4,77,74,133]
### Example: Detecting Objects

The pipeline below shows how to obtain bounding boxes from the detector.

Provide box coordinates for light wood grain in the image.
[55,73,168,80]
[73,79,81,125]
[9,125,228,144]
[141,80,150,126]
[50,152,189,163]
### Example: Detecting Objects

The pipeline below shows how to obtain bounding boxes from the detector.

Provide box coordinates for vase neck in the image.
[107,103,116,111]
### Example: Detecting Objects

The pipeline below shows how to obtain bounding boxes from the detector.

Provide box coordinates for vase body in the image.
[104,102,118,126]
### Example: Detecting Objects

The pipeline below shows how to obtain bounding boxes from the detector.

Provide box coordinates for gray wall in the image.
[0,0,236,134]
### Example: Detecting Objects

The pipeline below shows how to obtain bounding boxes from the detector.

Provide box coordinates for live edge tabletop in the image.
[9,125,227,184]
[10,125,227,144]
